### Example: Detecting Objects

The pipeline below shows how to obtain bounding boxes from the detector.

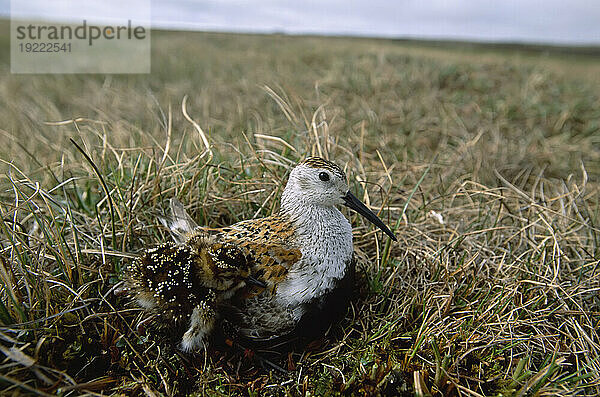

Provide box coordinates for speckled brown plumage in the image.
[213,215,302,288]
[126,214,305,349]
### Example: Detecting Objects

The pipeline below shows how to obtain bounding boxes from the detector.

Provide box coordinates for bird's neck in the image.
[276,193,354,309]
[279,195,353,256]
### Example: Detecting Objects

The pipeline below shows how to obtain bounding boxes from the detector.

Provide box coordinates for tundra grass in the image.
[0,26,599,396]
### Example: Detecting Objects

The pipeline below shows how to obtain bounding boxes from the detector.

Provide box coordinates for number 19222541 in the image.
[18,43,72,52]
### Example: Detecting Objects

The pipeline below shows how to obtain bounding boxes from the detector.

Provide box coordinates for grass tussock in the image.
[0,28,599,395]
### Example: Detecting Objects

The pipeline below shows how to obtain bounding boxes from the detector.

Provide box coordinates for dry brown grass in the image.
[0,28,599,396]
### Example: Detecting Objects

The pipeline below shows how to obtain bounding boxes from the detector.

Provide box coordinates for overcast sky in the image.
[4,0,600,45]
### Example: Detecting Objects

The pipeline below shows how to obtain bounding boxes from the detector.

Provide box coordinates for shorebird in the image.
[126,157,396,351]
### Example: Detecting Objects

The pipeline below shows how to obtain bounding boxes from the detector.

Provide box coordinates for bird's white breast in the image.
[275,205,353,319]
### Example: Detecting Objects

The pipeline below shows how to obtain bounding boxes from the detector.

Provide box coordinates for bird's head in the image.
[282,157,397,241]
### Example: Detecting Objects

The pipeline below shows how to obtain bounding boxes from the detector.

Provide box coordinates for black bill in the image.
[343,191,397,241]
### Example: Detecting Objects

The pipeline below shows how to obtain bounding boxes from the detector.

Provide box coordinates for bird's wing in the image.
[160,197,199,244]
[161,198,302,293]
[159,198,301,287]
[198,215,302,288]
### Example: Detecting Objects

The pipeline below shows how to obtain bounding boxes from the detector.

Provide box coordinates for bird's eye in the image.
[319,172,330,182]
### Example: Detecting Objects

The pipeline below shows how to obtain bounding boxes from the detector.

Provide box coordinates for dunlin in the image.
[126,157,396,351]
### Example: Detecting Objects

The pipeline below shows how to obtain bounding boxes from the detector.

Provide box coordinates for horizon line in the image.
[3,15,600,48]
